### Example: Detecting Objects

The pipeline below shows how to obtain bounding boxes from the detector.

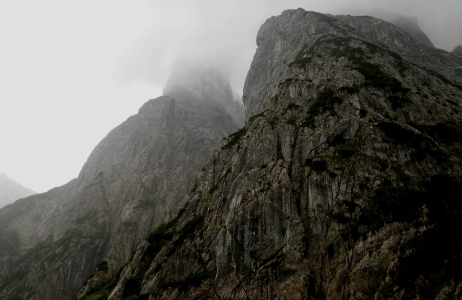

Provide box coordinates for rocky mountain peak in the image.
[87,8,462,300]
[244,9,462,119]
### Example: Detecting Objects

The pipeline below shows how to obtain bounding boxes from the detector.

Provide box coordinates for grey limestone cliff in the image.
[0,173,35,209]
[94,9,462,300]
[0,66,243,300]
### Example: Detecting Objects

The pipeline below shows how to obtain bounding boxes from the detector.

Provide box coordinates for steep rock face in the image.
[0,173,35,209]
[98,9,462,300]
[243,11,462,119]
[0,68,243,300]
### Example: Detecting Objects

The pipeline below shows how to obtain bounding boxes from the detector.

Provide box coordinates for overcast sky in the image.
[1,0,461,193]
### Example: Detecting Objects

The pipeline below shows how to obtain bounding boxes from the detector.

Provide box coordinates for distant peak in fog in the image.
[163,59,241,103]
[390,16,434,47]
[163,58,245,125]
[0,173,35,208]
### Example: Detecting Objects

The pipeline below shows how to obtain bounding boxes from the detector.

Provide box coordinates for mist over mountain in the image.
[79,8,462,300]
[0,64,243,300]
[0,174,35,209]
[390,16,434,47]
[1,5,462,300]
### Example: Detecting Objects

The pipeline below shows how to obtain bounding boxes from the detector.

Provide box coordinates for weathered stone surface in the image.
[334,14,462,87]
[0,67,243,300]
[0,173,35,209]
[95,9,462,300]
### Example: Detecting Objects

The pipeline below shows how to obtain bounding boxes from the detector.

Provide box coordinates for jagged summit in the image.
[3,7,462,300]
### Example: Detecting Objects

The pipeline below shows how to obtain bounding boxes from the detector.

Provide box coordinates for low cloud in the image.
[114,0,462,94]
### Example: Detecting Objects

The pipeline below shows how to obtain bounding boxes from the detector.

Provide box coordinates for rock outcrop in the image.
[0,173,35,209]
[91,9,462,300]
[0,66,244,300]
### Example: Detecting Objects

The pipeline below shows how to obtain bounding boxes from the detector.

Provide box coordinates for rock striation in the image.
[0,173,35,209]
[0,66,243,300]
[92,9,462,300]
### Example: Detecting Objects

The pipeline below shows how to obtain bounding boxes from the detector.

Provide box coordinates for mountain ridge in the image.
[86,9,462,299]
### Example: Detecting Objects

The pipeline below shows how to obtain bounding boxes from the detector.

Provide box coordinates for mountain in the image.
[0,66,244,299]
[0,174,35,209]
[390,16,434,48]
[332,15,462,88]
[89,9,462,299]
[453,45,462,57]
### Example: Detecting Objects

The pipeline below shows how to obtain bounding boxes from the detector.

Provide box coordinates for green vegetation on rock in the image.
[222,128,247,150]
[302,89,343,128]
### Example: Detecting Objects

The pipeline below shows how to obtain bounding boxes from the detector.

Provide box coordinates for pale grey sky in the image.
[0,0,460,193]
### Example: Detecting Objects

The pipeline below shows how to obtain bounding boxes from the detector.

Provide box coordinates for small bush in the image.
[387,95,412,109]
[248,111,265,123]
[353,61,409,94]
[222,128,246,150]
[409,122,462,145]
[336,144,357,159]
[305,159,328,173]
[208,184,219,194]
[174,215,205,248]
[266,115,279,129]
[377,122,424,148]
[159,271,214,292]
[123,278,142,297]
[302,89,343,128]
[96,261,108,272]
[338,82,360,94]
